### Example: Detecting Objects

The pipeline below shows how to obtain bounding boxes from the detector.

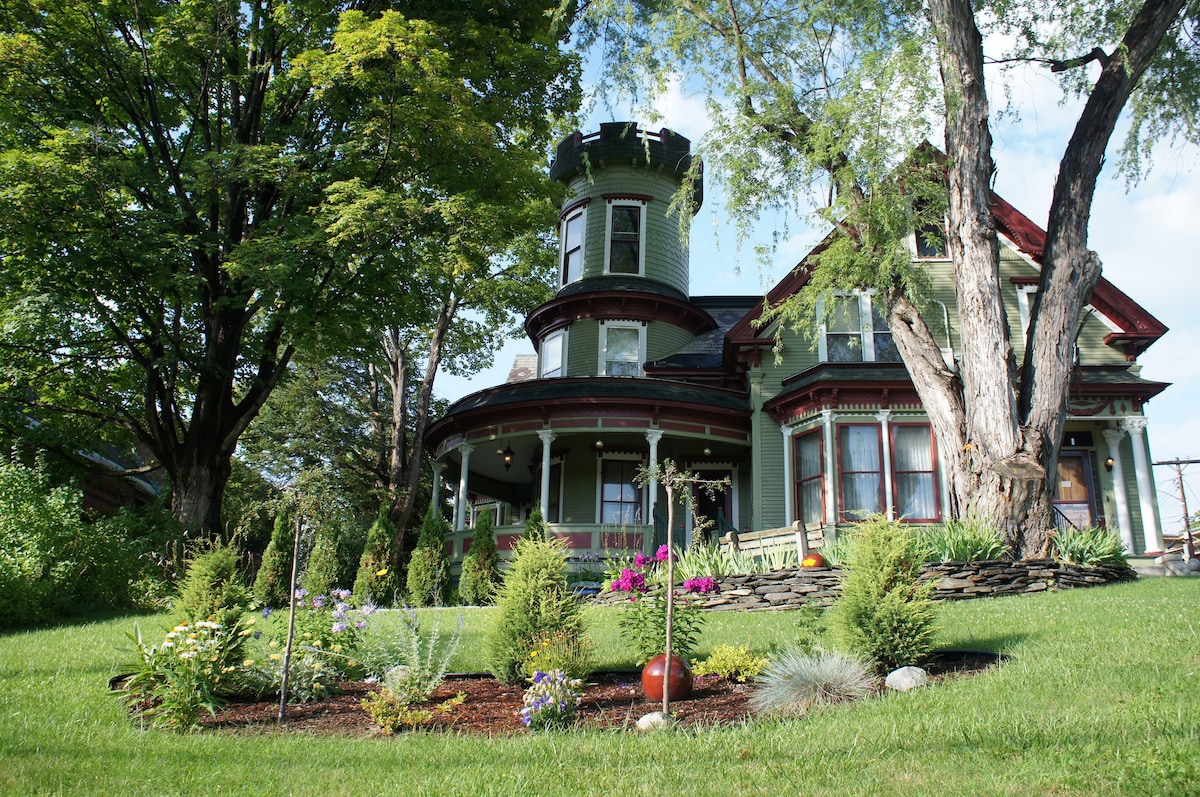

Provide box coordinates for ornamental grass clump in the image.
[831,516,937,673]
[485,535,585,685]
[1051,525,1130,567]
[916,516,1009,562]
[750,649,875,717]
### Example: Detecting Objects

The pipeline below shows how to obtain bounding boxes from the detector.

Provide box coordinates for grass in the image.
[1,579,1198,795]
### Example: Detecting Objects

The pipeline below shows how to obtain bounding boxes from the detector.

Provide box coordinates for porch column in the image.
[645,429,664,519]
[537,429,556,515]
[1122,417,1164,553]
[781,425,795,525]
[1101,428,1135,553]
[822,409,837,525]
[454,442,473,532]
[876,410,894,520]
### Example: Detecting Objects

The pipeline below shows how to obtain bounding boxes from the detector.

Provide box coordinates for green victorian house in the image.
[424,122,1170,566]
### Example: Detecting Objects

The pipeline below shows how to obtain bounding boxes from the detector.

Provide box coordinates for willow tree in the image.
[0,0,579,534]
[580,0,1194,556]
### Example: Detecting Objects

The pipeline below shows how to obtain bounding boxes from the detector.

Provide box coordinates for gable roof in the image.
[723,193,1168,362]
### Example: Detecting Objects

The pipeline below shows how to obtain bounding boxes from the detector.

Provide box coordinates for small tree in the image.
[485,535,584,685]
[406,505,450,607]
[177,545,252,630]
[253,512,295,608]
[352,505,399,607]
[831,516,937,673]
[522,506,547,542]
[301,522,343,598]
[458,510,500,606]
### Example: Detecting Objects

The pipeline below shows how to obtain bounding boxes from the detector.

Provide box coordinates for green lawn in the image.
[1,578,1197,796]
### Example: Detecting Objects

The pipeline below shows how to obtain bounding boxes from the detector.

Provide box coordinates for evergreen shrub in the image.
[177,545,253,630]
[458,511,499,605]
[353,506,399,607]
[831,516,937,672]
[302,522,344,597]
[406,505,450,607]
[253,512,294,608]
[486,535,584,684]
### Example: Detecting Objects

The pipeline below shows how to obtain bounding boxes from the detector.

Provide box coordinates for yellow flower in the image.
[375,568,388,577]
[332,644,344,654]
[243,659,256,667]
[530,651,538,659]
[270,653,282,662]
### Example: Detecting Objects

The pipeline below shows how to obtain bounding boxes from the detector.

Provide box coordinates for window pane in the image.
[800,479,823,525]
[874,333,902,362]
[893,426,936,520]
[797,433,821,478]
[839,426,881,519]
[915,224,947,258]
[840,426,880,471]
[896,474,936,519]
[605,327,640,376]
[609,206,640,274]
[828,298,860,332]
[893,426,932,471]
[601,460,642,524]
[841,474,883,517]
[541,333,563,378]
[826,333,862,362]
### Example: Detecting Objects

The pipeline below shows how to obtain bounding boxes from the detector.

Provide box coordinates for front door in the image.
[1054,452,1096,529]
[691,469,734,546]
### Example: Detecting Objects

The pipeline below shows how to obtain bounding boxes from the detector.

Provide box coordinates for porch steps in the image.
[1128,554,1200,577]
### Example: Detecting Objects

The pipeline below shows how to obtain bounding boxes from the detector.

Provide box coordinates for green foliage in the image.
[831,516,937,672]
[302,523,345,598]
[749,650,875,717]
[458,511,500,606]
[360,690,464,735]
[486,536,585,685]
[253,512,295,608]
[356,606,463,689]
[619,593,706,666]
[522,506,548,541]
[406,506,450,607]
[1050,526,1130,567]
[238,643,341,705]
[916,517,1009,563]
[0,457,165,627]
[176,546,253,632]
[353,506,399,607]
[120,619,253,730]
[524,629,595,681]
[690,644,769,682]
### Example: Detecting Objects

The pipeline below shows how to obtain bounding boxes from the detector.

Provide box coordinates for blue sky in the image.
[436,61,1200,532]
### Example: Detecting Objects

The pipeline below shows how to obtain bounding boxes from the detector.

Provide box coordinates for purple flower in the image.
[683,576,720,595]
[331,621,347,634]
[361,603,378,617]
[355,620,368,630]
[311,595,327,609]
[655,544,676,563]
[633,552,649,569]
[293,588,308,602]
[332,588,352,601]
[261,607,273,619]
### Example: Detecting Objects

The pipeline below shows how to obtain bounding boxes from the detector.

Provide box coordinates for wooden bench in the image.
[720,521,827,559]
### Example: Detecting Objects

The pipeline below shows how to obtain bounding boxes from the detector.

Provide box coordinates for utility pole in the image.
[1152,457,1199,563]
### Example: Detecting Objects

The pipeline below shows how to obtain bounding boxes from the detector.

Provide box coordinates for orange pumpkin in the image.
[800,552,826,568]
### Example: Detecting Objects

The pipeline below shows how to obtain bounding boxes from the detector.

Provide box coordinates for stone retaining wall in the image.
[591,559,1137,612]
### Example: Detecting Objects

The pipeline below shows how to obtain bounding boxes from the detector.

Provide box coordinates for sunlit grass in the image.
[1,579,1197,795]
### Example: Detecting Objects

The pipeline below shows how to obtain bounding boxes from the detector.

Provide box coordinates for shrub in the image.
[406,505,450,607]
[486,535,584,684]
[302,522,344,598]
[522,506,547,542]
[458,511,499,606]
[691,644,769,682]
[352,506,399,607]
[176,545,253,631]
[356,606,463,689]
[1051,525,1129,567]
[287,588,366,680]
[238,641,341,704]
[750,649,875,717]
[360,690,464,735]
[608,546,715,665]
[916,516,1009,562]
[830,516,937,672]
[120,618,253,729]
[519,670,583,731]
[253,512,295,608]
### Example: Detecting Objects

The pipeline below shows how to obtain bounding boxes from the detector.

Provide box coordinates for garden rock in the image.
[636,711,671,732]
[885,666,928,692]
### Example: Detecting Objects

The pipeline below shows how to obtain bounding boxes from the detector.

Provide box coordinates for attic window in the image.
[915,223,948,259]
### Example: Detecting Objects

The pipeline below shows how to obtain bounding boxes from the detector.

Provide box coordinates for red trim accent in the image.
[601,193,654,204]
[559,197,591,218]
[526,290,717,342]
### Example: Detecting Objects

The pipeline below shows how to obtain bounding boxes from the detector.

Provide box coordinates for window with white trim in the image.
[794,429,824,526]
[1016,284,1037,337]
[892,424,939,521]
[819,293,901,363]
[560,207,586,286]
[605,202,646,275]
[914,223,948,259]
[838,424,883,521]
[599,457,643,524]
[540,330,566,378]
[599,321,644,377]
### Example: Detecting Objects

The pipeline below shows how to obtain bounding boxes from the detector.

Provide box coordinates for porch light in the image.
[1104,456,1115,472]
[502,445,515,470]
[595,440,604,451]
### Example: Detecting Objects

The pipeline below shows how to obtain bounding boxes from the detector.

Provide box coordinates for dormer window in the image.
[560,206,586,286]
[819,293,901,363]
[604,199,647,276]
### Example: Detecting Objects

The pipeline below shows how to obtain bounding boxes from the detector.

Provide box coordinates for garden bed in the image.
[194,650,1002,737]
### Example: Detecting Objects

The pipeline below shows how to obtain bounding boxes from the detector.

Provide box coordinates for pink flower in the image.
[683,577,720,595]
[633,552,649,569]
[655,544,676,563]
[610,567,648,594]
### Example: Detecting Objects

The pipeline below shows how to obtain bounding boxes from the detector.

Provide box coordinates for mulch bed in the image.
[198,650,1001,738]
